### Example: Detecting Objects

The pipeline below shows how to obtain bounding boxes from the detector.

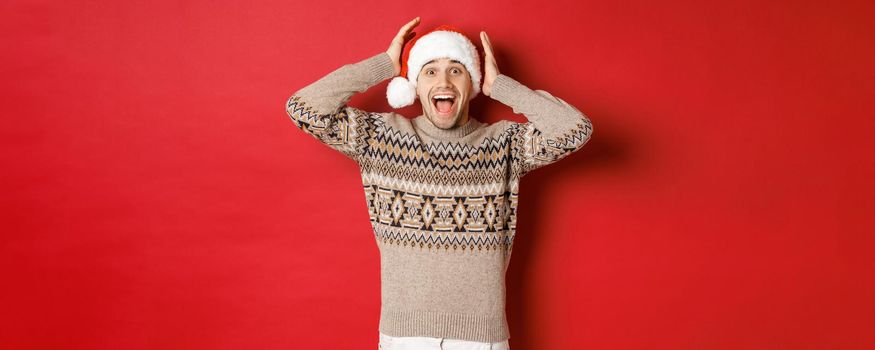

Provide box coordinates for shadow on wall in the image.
[507,112,633,349]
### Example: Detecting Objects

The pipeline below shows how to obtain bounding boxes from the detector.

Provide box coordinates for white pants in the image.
[379,332,510,350]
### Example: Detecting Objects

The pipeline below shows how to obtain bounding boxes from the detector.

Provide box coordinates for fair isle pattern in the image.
[373,225,512,252]
[286,95,371,160]
[514,119,594,174]
[359,116,519,197]
[364,185,517,233]
[363,118,515,171]
[286,95,591,254]
[357,114,523,254]
[364,185,518,252]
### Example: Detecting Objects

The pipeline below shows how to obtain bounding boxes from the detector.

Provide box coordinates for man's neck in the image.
[413,113,481,140]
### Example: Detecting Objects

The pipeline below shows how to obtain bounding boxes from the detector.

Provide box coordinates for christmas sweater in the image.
[285,52,592,342]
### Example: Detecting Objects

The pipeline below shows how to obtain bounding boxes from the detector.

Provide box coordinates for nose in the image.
[436,71,452,86]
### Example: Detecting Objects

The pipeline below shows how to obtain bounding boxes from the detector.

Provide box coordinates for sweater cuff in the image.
[362,52,397,86]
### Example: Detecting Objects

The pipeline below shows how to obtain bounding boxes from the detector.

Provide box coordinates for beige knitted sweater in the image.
[285,52,592,342]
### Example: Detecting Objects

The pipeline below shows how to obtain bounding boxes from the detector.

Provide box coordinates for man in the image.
[286,17,592,349]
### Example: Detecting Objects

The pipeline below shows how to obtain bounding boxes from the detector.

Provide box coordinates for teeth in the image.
[433,95,454,100]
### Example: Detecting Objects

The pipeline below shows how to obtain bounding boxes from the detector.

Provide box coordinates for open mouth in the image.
[431,94,456,116]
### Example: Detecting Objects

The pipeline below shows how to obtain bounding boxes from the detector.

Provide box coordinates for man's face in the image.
[416,58,473,129]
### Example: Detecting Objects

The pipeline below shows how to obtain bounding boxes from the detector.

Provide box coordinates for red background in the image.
[3,0,874,349]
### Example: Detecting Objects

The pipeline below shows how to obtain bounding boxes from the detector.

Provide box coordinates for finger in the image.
[400,17,420,34]
[480,32,494,57]
[397,23,418,41]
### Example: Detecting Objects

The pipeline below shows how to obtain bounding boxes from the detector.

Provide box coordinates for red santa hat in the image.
[386,25,482,108]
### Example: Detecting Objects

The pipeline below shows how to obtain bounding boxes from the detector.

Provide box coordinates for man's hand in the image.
[387,17,420,76]
[480,31,499,96]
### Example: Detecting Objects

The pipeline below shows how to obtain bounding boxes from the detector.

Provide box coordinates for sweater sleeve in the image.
[285,52,396,162]
[489,74,594,175]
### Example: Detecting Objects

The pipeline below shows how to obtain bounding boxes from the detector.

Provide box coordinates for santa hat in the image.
[386,25,482,109]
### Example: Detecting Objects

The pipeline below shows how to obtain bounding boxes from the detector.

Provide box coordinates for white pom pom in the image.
[387,77,416,108]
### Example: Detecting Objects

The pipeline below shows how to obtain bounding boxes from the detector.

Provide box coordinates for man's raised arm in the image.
[491,74,594,175]
[285,17,420,161]
[479,31,593,175]
[285,53,394,161]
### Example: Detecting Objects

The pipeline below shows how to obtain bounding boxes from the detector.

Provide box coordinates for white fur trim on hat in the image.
[386,30,481,109]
